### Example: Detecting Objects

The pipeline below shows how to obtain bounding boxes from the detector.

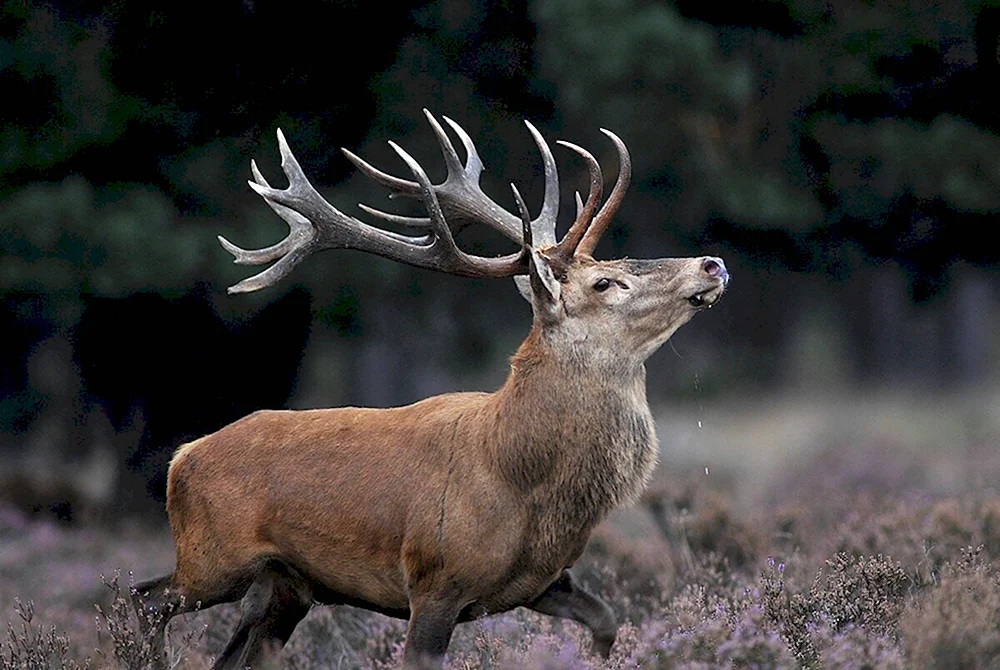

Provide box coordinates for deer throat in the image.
[494,363,659,546]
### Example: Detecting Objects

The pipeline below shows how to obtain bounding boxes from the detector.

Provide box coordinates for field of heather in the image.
[3,392,1000,669]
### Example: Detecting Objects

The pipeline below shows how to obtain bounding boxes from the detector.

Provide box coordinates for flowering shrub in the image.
[3,438,1000,668]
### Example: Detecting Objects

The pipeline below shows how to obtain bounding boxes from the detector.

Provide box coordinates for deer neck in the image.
[489,326,659,522]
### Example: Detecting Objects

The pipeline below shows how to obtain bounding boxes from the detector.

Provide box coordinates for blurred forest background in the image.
[1,0,999,522]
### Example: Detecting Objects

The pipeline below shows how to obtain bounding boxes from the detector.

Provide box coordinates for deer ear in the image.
[513,275,532,302]
[526,249,561,310]
[512,251,561,306]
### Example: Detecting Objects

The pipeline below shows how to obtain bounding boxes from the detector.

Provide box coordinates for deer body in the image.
[134,112,728,669]
[167,325,656,622]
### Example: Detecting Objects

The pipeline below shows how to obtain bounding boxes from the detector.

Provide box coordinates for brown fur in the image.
[135,252,727,669]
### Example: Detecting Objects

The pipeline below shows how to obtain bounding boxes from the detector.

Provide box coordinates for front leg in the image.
[402,594,463,669]
[526,569,617,658]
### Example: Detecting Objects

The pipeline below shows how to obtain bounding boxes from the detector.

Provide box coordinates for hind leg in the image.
[212,565,313,670]
[132,574,197,670]
[134,567,260,670]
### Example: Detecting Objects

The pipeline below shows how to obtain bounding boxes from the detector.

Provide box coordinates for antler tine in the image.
[549,141,603,263]
[510,183,533,250]
[356,203,433,229]
[576,129,631,257]
[424,111,467,181]
[441,115,484,180]
[522,120,560,247]
[341,147,420,197]
[221,233,317,294]
[386,141,457,249]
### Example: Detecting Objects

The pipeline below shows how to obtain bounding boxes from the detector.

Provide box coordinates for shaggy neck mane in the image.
[485,325,659,532]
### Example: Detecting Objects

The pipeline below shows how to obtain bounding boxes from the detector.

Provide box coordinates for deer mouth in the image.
[687,285,725,309]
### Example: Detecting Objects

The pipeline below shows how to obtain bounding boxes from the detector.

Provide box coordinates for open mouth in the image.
[687,286,725,309]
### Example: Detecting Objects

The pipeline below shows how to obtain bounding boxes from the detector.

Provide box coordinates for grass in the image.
[2,392,999,668]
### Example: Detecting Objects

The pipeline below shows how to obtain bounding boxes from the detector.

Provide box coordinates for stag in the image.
[134,111,728,669]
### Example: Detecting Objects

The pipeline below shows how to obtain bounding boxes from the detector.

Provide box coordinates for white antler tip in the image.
[247,180,268,196]
[227,281,254,295]
[388,140,412,162]
[275,128,294,163]
[217,235,242,260]
[599,128,625,143]
[249,159,267,185]
[556,140,593,159]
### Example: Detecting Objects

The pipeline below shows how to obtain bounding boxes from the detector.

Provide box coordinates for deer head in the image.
[220,110,728,371]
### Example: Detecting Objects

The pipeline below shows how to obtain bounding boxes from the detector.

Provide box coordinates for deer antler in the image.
[220,113,631,293]
[219,128,528,293]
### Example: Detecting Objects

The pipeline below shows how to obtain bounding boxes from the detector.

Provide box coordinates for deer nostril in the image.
[702,257,729,284]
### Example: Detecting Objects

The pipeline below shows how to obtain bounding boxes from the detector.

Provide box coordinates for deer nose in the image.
[702,257,728,285]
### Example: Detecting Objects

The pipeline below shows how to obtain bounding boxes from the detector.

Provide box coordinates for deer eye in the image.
[593,278,612,292]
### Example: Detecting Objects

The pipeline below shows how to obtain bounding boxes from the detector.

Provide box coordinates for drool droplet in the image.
[697,420,702,429]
